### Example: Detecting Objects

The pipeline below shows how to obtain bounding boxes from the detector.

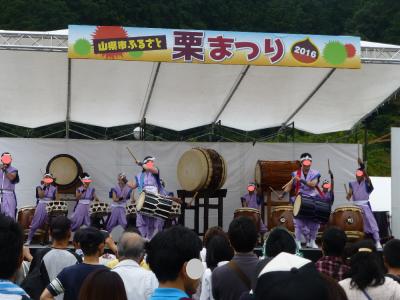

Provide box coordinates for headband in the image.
[82,176,92,183]
[143,157,155,164]
[300,155,312,162]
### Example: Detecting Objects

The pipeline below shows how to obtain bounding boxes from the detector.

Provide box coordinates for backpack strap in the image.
[228,261,251,290]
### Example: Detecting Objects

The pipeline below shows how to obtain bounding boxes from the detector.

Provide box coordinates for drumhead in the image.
[136,192,146,211]
[334,205,362,213]
[235,208,260,214]
[177,149,208,191]
[47,154,81,186]
[293,195,302,216]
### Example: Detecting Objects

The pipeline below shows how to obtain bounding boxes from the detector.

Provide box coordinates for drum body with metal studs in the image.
[270,205,294,232]
[293,194,331,223]
[177,148,227,192]
[330,205,364,241]
[234,208,261,231]
[136,191,181,220]
[90,202,110,218]
[46,201,68,217]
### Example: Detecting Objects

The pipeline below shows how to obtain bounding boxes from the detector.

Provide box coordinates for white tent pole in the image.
[212,65,250,124]
[279,68,336,131]
[65,58,72,138]
[140,62,161,121]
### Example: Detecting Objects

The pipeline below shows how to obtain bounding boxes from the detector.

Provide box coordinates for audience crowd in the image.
[1,213,400,300]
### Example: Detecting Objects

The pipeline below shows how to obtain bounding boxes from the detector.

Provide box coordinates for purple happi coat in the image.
[27,184,57,242]
[135,171,165,239]
[71,186,95,231]
[291,168,321,242]
[350,179,380,242]
[0,166,18,219]
[106,183,132,232]
[242,193,267,233]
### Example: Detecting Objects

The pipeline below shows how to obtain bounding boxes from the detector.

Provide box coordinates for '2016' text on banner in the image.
[68,25,361,69]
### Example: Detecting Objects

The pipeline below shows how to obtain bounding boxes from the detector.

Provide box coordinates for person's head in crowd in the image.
[205,235,234,270]
[322,227,347,257]
[0,214,24,281]
[203,226,225,248]
[50,215,72,243]
[255,253,328,300]
[147,226,203,296]
[347,239,384,290]
[263,227,297,258]
[79,268,127,300]
[228,217,257,253]
[79,227,106,257]
[117,231,146,263]
[319,273,349,300]
[383,239,400,275]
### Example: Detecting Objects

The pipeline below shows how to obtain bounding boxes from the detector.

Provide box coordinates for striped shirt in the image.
[0,280,31,300]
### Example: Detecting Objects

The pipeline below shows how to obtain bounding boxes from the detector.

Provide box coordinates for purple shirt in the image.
[77,186,95,200]
[135,171,160,193]
[111,184,132,203]
[242,193,261,209]
[38,185,57,200]
[0,166,18,190]
[350,180,373,201]
[292,168,321,197]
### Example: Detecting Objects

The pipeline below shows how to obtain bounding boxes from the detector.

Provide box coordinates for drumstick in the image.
[282,177,294,190]
[328,159,331,172]
[269,186,281,198]
[344,183,348,195]
[126,147,139,164]
[187,191,199,207]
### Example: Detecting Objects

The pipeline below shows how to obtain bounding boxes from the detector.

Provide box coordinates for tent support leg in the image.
[65,58,72,138]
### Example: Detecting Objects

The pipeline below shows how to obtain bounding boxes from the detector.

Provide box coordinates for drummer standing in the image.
[346,167,382,249]
[26,173,57,245]
[281,153,321,249]
[71,173,97,231]
[128,156,165,239]
[106,173,133,232]
[0,152,19,220]
[240,183,266,233]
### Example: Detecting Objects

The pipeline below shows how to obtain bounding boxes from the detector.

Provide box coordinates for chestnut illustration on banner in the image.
[291,38,319,64]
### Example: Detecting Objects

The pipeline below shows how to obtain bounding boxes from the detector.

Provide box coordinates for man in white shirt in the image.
[112,232,158,300]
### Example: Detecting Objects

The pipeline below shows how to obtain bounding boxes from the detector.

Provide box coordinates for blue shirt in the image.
[150,288,190,300]
[0,280,31,299]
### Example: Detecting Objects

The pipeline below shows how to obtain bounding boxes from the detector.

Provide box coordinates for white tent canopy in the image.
[0,29,399,134]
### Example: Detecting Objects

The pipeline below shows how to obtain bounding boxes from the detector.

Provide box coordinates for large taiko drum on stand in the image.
[177,148,227,191]
[255,160,300,191]
[270,206,294,232]
[46,154,83,191]
[330,205,364,241]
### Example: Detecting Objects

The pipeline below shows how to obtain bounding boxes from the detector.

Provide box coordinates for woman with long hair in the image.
[339,240,400,300]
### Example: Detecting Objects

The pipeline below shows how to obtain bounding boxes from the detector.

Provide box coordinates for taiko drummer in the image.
[240,183,267,233]
[128,156,166,239]
[0,152,19,219]
[346,164,382,249]
[106,173,133,232]
[71,173,98,231]
[281,153,322,249]
[25,173,57,245]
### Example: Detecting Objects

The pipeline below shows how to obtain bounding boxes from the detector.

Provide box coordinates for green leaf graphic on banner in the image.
[74,39,91,56]
[323,41,347,65]
[129,51,144,58]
